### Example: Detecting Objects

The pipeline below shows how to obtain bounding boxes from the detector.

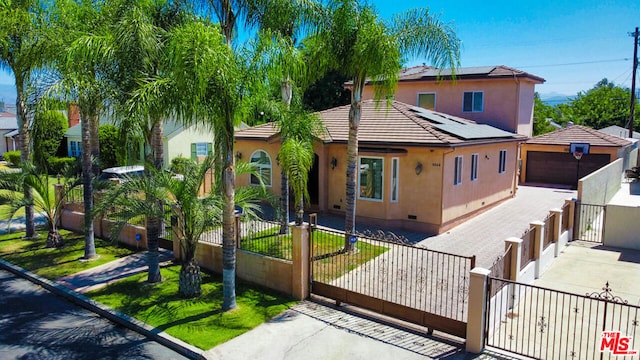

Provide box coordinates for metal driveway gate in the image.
[486,277,640,359]
[574,202,606,243]
[309,219,475,338]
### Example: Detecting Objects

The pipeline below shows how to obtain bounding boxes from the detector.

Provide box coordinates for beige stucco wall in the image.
[166,124,214,168]
[578,158,623,205]
[440,142,519,229]
[519,143,621,184]
[604,204,640,251]
[362,78,538,137]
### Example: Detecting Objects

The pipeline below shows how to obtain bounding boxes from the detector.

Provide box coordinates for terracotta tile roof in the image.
[526,125,632,147]
[236,100,524,147]
[395,65,545,84]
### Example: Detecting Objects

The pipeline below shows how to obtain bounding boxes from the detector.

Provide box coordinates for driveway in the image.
[418,185,575,267]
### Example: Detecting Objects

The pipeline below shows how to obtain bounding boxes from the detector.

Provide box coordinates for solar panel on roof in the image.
[432,124,515,139]
[408,106,466,125]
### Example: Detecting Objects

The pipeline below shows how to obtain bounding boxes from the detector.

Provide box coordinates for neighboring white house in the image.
[0,110,18,157]
[65,119,215,168]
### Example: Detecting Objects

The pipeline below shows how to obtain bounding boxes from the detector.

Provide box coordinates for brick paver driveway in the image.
[417,185,576,268]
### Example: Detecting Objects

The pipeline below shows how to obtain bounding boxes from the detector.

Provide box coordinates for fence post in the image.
[291,223,310,300]
[235,214,242,249]
[505,237,522,282]
[566,198,576,241]
[54,184,65,227]
[531,221,544,279]
[550,208,562,257]
[466,267,491,354]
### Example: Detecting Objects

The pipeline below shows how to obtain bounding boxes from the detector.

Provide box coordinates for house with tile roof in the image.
[355,65,544,138]
[65,119,215,168]
[235,100,526,234]
[520,125,635,187]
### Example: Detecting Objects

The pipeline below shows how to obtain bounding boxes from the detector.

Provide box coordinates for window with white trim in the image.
[463,91,483,112]
[471,153,479,181]
[499,149,507,174]
[391,157,399,202]
[358,157,383,201]
[250,150,272,186]
[417,93,436,110]
[454,155,463,185]
[69,141,82,157]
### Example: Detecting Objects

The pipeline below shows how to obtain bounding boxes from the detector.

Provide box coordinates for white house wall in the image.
[165,125,214,166]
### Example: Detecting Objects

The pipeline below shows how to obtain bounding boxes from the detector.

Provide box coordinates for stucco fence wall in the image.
[603,204,640,251]
[578,158,623,205]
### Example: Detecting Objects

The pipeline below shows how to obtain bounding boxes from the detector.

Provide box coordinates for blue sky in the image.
[372,0,640,98]
[1,0,639,99]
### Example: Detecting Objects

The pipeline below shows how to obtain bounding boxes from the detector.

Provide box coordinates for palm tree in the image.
[307,0,461,249]
[0,0,51,239]
[0,161,81,248]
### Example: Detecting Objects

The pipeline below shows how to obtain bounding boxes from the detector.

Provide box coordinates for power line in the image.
[517,58,630,69]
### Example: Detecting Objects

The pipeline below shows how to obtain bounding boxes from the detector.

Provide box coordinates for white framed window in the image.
[454,155,463,185]
[358,157,383,201]
[499,149,507,174]
[417,93,436,110]
[471,153,479,181]
[390,157,399,202]
[463,91,483,112]
[250,150,272,186]
[191,142,212,161]
[69,141,82,157]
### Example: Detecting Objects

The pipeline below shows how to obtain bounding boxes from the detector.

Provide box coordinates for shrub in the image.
[99,124,124,169]
[48,157,78,175]
[170,156,194,175]
[3,151,21,167]
[32,110,68,169]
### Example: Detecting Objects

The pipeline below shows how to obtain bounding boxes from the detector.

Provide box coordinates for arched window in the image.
[250,150,272,186]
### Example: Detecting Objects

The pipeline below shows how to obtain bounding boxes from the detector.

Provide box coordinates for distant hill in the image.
[540,92,572,106]
[0,84,16,104]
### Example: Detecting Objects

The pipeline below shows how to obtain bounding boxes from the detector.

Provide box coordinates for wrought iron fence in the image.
[562,202,570,232]
[486,278,640,359]
[520,227,536,270]
[488,245,512,297]
[198,217,292,261]
[574,202,606,243]
[66,186,84,204]
[543,212,555,250]
[311,225,475,323]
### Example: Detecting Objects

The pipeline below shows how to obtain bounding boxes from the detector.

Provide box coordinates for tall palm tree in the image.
[0,0,50,238]
[307,0,460,249]
[0,161,82,248]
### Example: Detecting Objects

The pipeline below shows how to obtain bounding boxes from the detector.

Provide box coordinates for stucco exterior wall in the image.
[362,78,536,137]
[578,158,623,205]
[440,142,519,229]
[604,204,640,251]
[166,125,214,167]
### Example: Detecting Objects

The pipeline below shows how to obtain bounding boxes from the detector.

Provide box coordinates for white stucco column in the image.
[466,267,491,354]
[531,220,545,279]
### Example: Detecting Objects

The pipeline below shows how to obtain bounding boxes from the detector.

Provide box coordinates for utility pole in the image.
[630,27,639,138]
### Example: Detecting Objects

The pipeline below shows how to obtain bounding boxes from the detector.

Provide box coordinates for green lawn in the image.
[0,229,136,279]
[88,266,297,350]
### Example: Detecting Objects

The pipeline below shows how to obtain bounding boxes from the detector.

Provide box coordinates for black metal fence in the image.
[486,278,640,359]
[310,224,476,324]
[198,218,292,261]
[574,202,606,243]
[520,227,536,270]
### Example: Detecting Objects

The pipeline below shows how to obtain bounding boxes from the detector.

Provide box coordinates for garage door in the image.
[525,151,611,186]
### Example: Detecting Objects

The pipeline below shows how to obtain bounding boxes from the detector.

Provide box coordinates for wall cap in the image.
[470,267,491,276]
[506,237,523,244]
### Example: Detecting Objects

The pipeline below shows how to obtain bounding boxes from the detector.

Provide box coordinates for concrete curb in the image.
[0,258,205,360]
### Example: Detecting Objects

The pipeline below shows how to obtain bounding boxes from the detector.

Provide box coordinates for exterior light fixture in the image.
[415,162,423,175]
[330,157,338,170]
[235,151,242,160]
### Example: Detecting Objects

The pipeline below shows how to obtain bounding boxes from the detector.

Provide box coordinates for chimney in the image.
[67,102,80,128]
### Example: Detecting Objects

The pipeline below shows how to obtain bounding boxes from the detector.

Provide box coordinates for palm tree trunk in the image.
[279,78,293,233]
[179,257,201,298]
[221,129,236,311]
[146,214,162,283]
[16,79,35,238]
[151,119,164,170]
[344,76,365,251]
[80,109,96,259]
[90,113,100,175]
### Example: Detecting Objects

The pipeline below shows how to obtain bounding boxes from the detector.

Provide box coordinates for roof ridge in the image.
[577,124,632,145]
